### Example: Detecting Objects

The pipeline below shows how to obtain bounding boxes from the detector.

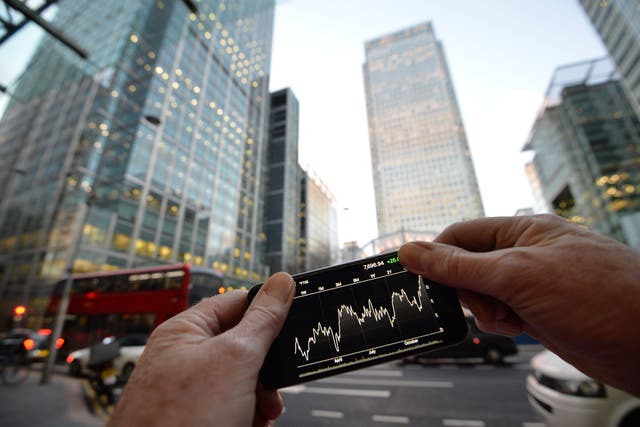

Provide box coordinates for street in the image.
[277,350,544,426]
[0,349,544,426]
[0,364,102,427]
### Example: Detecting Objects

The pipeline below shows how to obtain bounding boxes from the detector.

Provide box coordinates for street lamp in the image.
[40,188,94,384]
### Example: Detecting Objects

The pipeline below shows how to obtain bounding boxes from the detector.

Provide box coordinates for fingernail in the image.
[399,242,435,272]
[262,272,295,304]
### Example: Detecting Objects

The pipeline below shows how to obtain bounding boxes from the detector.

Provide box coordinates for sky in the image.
[0,0,607,247]
[268,0,607,246]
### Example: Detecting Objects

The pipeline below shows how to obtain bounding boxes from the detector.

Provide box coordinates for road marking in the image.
[368,363,397,369]
[319,377,453,388]
[443,419,485,426]
[345,369,403,377]
[372,414,410,424]
[522,423,546,427]
[311,410,344,419]
[474,365,496,370]
[280,384,391,398]
[515,363,532,370]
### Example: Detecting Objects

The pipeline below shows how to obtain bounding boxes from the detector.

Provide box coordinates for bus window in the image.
[166,270,185,290]
[188,272,225,306]
[95,276,113,293]
[128,274,146,292]
[111,274,130,293]
[147,272,167,291]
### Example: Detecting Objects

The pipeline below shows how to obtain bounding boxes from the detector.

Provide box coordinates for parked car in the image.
[527,350,640,427]
[66,334,147,382]
[407,316,518,364]
[0,328,64,363]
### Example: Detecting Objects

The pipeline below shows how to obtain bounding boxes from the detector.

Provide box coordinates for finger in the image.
[459,290,523,337]
[187,290,248,335]
[458,290,509,323]
[236,272,295,354]
[458,290,496,320]
[256,383,283,421]
[435,216,541,251]
[475,313,523,337]
[252,415,275,427]
[399,241,501,296]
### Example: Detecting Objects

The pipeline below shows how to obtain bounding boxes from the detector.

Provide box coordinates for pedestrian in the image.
[108,214,640,426]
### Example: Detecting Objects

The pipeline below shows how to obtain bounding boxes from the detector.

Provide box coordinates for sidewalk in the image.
[0,365,103,427]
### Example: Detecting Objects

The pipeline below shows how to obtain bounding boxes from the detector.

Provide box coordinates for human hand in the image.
[398,214,640,396]
[108,272,295,427]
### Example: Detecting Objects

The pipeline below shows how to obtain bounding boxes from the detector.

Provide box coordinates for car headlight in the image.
[534,371,606,398]
[573,380,607,398]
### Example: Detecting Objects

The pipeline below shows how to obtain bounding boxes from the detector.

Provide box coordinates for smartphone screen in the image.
[248,251,468,389]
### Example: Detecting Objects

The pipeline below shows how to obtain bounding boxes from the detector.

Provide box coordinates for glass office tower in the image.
[524,58,640,247]
[579,0,640,114]
[265,88,301,274]
[363,22,484,235]
[298,168,338,271]
[0,0,275,320]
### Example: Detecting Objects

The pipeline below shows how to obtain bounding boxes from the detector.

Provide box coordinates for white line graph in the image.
[294,275,430,362]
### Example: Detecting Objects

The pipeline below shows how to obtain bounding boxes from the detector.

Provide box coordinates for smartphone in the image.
[247,251,468,389]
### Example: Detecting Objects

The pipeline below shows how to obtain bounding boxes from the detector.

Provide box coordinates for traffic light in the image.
[13,305,27,324]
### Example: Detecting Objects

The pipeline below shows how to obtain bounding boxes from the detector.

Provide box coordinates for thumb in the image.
[399,241,498,297]
[237,272,295,354]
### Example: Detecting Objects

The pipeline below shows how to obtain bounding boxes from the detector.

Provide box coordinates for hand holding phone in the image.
[248,251,468,389]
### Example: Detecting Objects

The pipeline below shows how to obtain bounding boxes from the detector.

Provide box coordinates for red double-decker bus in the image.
[45,264,226,352]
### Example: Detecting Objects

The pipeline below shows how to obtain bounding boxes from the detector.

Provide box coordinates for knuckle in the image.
[492,249,533,298]
[148,319,172,340]
[442,221,461,234]
[515,214,561,242]
[531,213,563,227]
[436,221,463,244]
[221,334,253,360]
[442,247,463,281]
[502,247,531,264]
[246,303,283,332]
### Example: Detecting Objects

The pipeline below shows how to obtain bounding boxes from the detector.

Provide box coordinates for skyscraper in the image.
[298,168,338,271]
[524,57,640,247]
[0,0,275,319]
[265,88,301,274]
[579,1,640,114]
[363,22,484,235]
[523,160,548,214]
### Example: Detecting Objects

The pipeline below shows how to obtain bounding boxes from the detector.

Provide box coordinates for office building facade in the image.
[524,58,640,247]
[339,241,367,263]
[363,22,484,235]
[524,160,548,214]
[298,168,338,271]
[0,0,275,319]
[579,0,640,114]
[265,88,301,274]
[360,230,436,258]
